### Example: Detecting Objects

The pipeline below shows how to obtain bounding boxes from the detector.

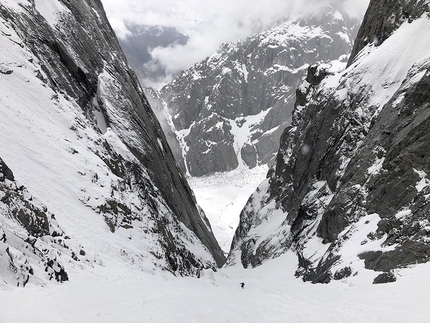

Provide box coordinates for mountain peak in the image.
[155,8,359,177]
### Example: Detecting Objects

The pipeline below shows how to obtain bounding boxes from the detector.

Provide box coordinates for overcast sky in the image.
[101,0,370,85]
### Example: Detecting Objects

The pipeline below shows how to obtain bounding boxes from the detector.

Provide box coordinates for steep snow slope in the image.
[0,0,224,287]
[0,252,429,322]
[157,6,359,177]
[228,0,430,284]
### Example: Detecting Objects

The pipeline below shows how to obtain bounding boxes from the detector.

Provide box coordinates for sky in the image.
[101,0,370,85]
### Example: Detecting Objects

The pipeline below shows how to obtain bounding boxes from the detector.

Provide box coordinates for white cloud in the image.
[101,0,369,82]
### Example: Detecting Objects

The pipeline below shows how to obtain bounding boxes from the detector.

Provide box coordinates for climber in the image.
[240,282,245,289]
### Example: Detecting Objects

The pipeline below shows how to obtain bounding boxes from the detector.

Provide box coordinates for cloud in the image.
[102,0,370,84]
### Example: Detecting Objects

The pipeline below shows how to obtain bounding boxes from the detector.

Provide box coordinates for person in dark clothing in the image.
[240,282,245,289]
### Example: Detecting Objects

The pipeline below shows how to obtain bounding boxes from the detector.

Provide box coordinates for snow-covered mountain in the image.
[152,7,360,177]
[0,0,225,287]
[228,0,430,284]
[2,0,430,321]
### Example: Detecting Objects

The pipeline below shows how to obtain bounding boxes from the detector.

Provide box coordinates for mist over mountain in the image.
[103,0,369,83]
[119,24,188,88]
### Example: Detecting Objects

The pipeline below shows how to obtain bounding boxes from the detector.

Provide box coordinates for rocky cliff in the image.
[228,0,430,284]
[0,0,224,287]
[156,6,359,177]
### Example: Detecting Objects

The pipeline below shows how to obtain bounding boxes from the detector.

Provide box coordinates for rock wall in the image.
[159,6,359,176]
[0,0,225,286]
[228,0,430,284]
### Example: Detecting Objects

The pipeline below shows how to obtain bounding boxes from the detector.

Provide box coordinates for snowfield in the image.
[188,166,268,253]
[0,252,429,323]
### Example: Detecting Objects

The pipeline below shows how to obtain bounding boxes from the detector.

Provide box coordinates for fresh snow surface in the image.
[188,166,268,252]
[1,252,430,323]
[34,0,69,28]
[333,15,430,113]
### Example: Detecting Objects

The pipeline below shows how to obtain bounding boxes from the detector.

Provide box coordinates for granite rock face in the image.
[155,7,359,177]
[0,0,225,286]
[228,0,430,284]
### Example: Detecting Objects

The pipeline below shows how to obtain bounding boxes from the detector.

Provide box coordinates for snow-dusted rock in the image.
[228,0,430,284]
[0,0,224,287]
[0,158,68,286]
[157,6,359,177]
